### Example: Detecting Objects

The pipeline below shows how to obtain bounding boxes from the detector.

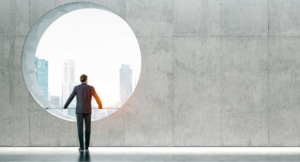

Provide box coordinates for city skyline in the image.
[35,56,134,119]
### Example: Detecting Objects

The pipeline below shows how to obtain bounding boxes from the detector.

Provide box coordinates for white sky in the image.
[36,9,141,106]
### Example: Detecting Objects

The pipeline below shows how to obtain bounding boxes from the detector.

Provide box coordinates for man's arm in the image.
[63,87,76,109]
[92,87,103,109]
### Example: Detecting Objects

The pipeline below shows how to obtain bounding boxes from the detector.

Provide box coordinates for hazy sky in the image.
[36,9,141,106]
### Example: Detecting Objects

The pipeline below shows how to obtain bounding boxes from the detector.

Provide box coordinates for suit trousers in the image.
[76,113,91,148]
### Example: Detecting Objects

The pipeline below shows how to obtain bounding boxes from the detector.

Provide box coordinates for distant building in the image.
[63,59,75,83]
[120,64,132,106]
[48,92,51,101]
[106,101,120,114]
[96,110,107,119]
[92,109,101,120]
[92,99,121,120]
[50,96,60,108]
[35,57,49,99]
[91,98,99,120]
[62,59,78,117]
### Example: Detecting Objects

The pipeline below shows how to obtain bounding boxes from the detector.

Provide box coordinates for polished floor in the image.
[1,147,300,161]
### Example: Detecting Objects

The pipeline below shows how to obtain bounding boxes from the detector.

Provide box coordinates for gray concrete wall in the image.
[0,0,299,146]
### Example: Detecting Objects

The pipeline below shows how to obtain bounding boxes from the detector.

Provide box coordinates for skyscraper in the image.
[120,64,132,106]
[35,57,49,99]
[63,59,75,83]
[62,59,78,117]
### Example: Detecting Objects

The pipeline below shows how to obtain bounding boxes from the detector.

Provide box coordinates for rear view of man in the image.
[64,74,102,151]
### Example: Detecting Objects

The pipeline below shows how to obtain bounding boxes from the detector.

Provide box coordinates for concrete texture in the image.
[0,0,29,36]
[268,37,300,146]
[173,0,220,36]
[220,0,268,36]
[173,37,221,146]
[124,37,174,146]
[220,37,268,114]
[219,37,269,146]
[0,37,30,146]
[1,0,300,146]
[125,0,173,36]
[269,0,300,36]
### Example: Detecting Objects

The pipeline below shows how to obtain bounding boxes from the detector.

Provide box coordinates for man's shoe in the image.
[79,147,84,152]
[85,147,89,151]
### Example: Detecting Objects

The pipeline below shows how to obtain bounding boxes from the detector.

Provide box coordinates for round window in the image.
[22,3,141,121]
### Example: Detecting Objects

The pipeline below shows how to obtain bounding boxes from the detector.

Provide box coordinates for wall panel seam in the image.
[171,0,174,147]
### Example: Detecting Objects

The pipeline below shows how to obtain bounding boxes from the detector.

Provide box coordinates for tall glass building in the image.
[120,64,132,106]
[62,59,78,117]
[35,57,49,99]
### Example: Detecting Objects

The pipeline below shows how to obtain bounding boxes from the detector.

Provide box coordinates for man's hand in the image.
[98,107,103,109]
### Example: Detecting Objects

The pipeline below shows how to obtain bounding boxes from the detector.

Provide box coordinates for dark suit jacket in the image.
[63,83,102,114]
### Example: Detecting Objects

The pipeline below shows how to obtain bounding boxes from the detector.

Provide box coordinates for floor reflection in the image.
[2,153,300,161]
[78,151,90,161]
[2,147,300,162]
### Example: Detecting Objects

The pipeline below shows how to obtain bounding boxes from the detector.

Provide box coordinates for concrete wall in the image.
[0,0,300,146]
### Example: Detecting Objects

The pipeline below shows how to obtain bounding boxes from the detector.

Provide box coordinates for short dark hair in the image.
[80,74,88,83]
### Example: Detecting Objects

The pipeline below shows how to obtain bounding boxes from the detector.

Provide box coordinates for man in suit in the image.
[64,74,102,152]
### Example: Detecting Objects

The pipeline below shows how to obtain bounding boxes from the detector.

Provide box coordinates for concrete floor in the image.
[1,147,300,161]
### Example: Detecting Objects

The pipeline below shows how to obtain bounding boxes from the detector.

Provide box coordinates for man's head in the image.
[80,74,88,83]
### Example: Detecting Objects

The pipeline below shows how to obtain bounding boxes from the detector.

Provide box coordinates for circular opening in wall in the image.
[22,3,141,122]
